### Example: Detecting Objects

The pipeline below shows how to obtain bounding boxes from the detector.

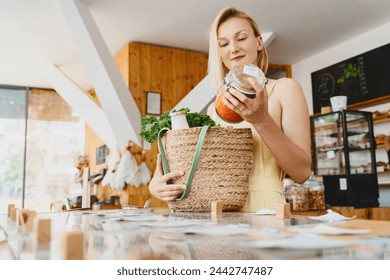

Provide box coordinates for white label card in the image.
[339,178,347,190]
[243,65,259,78]
[356,167,364,174]
[327,150,335,159]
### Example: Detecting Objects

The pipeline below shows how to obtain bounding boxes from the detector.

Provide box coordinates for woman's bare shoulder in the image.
[272,77,302,90]
[271,78,304,99]
[271,78,307,112]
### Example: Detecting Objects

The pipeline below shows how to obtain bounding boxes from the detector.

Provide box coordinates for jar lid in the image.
[169,110,187,116]
[225,63,266,95]
[303,177,324,188]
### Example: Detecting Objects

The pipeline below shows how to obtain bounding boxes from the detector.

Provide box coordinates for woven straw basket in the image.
[159,126,253,212]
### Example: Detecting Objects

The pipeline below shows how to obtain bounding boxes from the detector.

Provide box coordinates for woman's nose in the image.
[230,41,239,54]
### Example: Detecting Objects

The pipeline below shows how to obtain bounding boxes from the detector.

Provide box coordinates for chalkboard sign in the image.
[311,43,390,113]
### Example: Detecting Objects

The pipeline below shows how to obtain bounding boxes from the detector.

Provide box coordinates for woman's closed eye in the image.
[218,41,228,48]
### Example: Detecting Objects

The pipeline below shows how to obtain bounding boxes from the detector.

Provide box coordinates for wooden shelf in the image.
[376,143,384,149]
[379,181,390,187]
[373,116,390,124]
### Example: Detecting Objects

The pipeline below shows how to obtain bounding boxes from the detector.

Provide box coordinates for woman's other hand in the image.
[148,154,187,201]
[222,77,268,125]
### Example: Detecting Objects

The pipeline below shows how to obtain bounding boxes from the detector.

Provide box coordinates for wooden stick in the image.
[211,201,223,222]
[7,204,15,218]
[61,231,84,260]
[10,207,18,221]
[33,218,51,247]
[16,209,29,231]
[82,167,90,209]
[24,211,37,231]
[275,203,291,219]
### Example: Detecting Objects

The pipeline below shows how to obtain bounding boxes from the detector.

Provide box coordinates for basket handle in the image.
[157,126,210,200]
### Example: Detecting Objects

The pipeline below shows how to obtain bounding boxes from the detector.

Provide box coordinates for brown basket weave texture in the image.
[161,126,253,212]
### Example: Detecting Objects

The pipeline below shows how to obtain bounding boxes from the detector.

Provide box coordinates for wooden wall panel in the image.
[115,44,130,86]
[84,42,208,209]
[175,49,187,106]
[162,48,176,110]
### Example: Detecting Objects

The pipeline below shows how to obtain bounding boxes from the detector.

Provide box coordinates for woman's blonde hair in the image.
[208,7,269,88]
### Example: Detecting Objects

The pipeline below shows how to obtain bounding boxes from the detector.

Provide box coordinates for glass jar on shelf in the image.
[303,172,326,211]
[284,183,309,212]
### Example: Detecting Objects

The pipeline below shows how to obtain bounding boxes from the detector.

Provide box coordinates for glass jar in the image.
[170,110,189,130]
[284,183,309,212]
[215,63,266,123]
[303,173,326,211]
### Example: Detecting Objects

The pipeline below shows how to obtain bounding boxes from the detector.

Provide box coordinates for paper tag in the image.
[377,166,384,173]
[356,167,364,174]
[327,150,335,159]
[243,64,259,78]
[339,178,347,190]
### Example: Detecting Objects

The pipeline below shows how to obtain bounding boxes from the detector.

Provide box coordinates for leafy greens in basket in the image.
[140,108,219,143]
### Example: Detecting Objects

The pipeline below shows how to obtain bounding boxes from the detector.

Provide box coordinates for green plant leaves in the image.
[140,108,218,143]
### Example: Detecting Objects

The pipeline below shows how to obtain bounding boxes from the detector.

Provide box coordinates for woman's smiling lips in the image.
[231,55,245,61]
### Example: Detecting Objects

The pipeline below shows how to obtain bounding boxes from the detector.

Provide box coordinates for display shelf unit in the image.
[311,110,379,208]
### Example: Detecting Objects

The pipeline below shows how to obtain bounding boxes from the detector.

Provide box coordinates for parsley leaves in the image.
[140,108,218,143]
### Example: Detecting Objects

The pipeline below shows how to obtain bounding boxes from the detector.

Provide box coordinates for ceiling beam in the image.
[262,32,275,47]
[58,0,141,149]
[46,64,117,149]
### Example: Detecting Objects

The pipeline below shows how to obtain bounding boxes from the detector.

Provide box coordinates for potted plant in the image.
[331,63,360,111]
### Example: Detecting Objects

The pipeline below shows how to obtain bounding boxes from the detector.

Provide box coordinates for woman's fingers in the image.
[224,87,246,104]
[247,77,264,93]
[155,183,186,201]
[157,185,186,201]
[223,88,246,112]
[154,153,163,176]
[159,170,185,183]
[248,77,268,104]
[150,168,186,201]
[150,152,187,201]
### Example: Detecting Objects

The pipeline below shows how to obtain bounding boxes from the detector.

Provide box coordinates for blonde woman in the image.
[149,7,311,212]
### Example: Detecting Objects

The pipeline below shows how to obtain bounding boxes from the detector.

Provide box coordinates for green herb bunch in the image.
[336,63,360,85]
[140,108,218,143]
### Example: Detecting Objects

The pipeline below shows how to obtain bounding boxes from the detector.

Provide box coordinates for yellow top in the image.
[208,82,285,212]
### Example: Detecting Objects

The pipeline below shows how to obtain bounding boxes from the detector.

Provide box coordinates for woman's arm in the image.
[254,79,311,183]
[223,78,312,183]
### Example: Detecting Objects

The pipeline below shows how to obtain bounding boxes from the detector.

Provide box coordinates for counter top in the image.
[292,206,390,220]
[1,209,390,260]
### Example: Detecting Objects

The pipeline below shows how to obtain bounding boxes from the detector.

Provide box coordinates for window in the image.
[0,87,27,213]
[0,87,85,213]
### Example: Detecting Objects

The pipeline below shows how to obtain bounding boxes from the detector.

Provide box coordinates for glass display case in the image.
[311,110,379,207]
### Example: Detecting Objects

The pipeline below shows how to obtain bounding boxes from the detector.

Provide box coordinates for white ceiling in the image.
[1,0,390,91]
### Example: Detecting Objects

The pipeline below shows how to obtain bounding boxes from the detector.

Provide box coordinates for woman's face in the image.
[217,17,262,70]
